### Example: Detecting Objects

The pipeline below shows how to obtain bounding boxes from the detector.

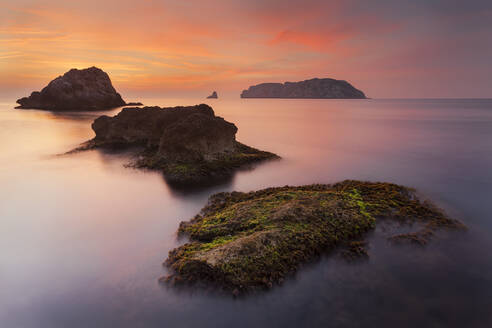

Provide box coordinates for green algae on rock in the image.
[162,181,465,294]
[73,104,278,185]
[136,141,277,186]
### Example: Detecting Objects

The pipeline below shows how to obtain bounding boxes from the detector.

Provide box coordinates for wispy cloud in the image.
[1,0,491,97]
[0,51,24,60]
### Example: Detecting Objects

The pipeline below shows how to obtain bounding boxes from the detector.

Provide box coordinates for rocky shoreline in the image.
[162,181,465,295]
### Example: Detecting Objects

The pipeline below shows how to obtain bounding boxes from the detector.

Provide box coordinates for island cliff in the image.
[240,78,366,99]
[16,67,127,111]
[79,104,278,185]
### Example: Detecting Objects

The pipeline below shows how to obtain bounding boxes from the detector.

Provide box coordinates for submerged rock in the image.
[240,78,366,99]
[81,104,278,185]
[16,67,126,111]
[162,181,465,294]
[339,241,369,261]
[207,91,218,99]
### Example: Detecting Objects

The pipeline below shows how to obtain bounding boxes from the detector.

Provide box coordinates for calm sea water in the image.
[1,98,491,327]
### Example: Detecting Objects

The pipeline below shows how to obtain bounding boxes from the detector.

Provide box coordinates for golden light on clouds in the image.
[1,0,491,97]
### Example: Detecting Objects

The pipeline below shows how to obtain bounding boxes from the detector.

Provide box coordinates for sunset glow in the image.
[2,1,492,327]
[1,0,491,98]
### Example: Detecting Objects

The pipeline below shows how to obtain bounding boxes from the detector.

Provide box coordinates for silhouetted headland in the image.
[240,78,366,99]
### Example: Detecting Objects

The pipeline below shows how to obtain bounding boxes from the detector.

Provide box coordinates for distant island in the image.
[16,67,137,111]
[240,78,366,99]
[207,91,218,99]
[73,104,278,185]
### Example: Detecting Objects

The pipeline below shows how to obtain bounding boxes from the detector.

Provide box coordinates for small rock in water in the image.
[339,241,369,261]
[207,91,218,99]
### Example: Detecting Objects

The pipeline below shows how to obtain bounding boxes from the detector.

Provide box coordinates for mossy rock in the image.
[138,142,279,186]
[162,180,465,294]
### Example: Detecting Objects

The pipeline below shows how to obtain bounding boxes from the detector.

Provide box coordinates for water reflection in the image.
[1,98,492,327]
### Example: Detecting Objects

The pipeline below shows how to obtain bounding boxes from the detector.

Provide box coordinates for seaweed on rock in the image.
[162,180,465,294]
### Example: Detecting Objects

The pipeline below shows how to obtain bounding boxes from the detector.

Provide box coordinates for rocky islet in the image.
[16,67,133,111]
[78,104,278,185]
[162,181,465,295]
[240,78,366,99]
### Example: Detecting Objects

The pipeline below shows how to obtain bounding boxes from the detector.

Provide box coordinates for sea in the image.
[1,97,491,327]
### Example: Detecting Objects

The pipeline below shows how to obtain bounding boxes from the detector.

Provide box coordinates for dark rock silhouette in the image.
[240,78,366,99]
[16,67,126,111]
[78,104,278,185]
[207,91,218,99]
[125,102,143,106]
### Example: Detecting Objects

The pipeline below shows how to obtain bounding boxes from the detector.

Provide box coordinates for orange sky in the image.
[1,0,491,98]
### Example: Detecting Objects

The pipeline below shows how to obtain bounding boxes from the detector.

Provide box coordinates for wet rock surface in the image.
[16,67,126,111]
[240,78,366,99]
[162,181,465,295]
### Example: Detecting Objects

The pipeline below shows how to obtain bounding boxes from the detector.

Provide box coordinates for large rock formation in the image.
[207,91,218,99]
[83,104,278,185]
[16,67,126,111]
[162,181,465,295]
[240,78,366,99]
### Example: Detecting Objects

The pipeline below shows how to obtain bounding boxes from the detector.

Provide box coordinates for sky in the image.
[1,0,491,98]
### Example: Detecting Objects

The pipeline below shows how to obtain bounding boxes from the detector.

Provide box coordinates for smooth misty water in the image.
[1,98,492,327]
